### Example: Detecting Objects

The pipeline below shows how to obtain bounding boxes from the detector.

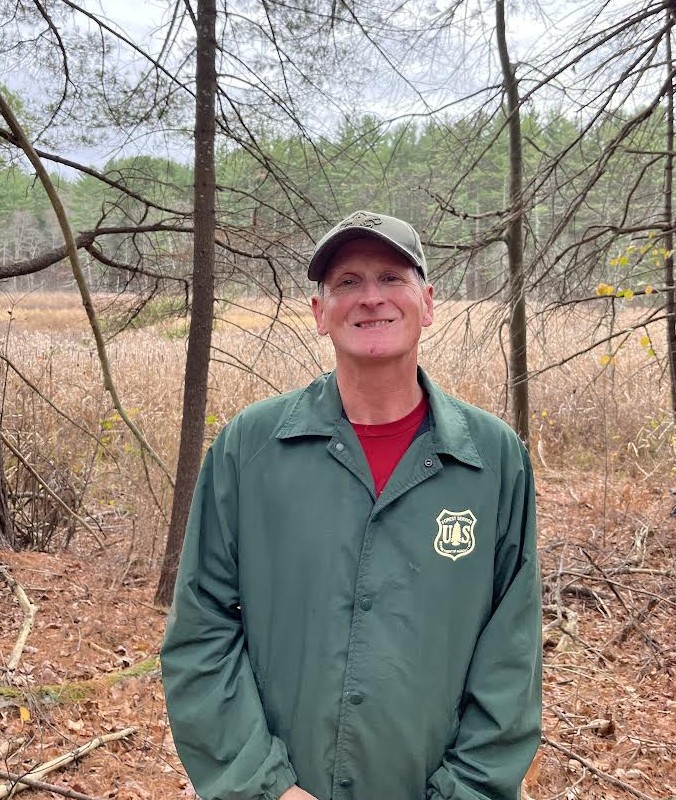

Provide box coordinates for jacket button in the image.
[335,442,345,452]
[339,777,353,788]
[349,692,364,705]
[359,597,372,611]
[424,458,434,468]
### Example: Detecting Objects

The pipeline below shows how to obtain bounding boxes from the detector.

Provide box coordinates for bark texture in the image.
[496,0,530,445]
[155,0,218,606]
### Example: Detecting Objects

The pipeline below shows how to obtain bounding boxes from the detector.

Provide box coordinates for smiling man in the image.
[161,211,542,800]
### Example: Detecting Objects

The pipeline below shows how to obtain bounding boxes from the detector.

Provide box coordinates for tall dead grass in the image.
[0,292,672,560]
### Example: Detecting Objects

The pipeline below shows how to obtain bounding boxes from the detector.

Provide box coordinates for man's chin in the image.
[338,348,410,364]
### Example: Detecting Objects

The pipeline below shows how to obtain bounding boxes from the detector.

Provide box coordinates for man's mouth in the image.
[355,320,393,328]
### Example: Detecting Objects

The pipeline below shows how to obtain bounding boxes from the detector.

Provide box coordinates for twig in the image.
[559,717,615,737]
[610,598,659,646]
[0,727,136,799]
[554,570,676,608]
[0,770,102,800]
[0,434,106,551]
[581,549,665,653]
[0,566,38,674]
[0,737,27,759]
[542,735,659,800]
[627,735,676,749]
[612,567,676,577]
[554,581,612,616]
[88,642,118,660]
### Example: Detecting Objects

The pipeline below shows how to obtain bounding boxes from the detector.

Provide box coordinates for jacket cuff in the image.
[263,764,297,800]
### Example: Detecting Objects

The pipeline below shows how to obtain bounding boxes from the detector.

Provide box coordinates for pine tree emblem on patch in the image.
[434,509,477,560]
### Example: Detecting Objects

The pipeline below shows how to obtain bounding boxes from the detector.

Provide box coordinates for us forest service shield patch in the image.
[434,509,477,560]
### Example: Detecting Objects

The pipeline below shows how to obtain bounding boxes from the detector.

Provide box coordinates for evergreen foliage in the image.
[0,106,669,300]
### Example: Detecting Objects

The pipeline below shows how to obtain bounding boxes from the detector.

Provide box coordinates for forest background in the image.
[0,1,675,799]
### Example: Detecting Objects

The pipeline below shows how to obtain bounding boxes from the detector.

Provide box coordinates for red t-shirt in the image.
[351,395,429,496]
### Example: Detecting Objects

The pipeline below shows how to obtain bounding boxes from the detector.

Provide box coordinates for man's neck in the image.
[335,359,424,425]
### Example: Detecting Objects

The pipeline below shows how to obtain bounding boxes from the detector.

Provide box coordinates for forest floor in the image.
[1,468,675,800]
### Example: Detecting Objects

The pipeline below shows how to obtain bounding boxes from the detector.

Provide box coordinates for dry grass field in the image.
[0,290,674,800]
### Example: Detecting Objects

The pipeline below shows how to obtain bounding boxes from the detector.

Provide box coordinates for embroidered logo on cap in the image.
[338,211,382,230]
[434,509,476,560]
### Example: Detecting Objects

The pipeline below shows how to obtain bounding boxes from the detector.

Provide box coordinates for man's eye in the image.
[382,274,402,282]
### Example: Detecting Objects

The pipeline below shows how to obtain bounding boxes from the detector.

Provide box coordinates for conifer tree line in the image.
[0,108,672,304]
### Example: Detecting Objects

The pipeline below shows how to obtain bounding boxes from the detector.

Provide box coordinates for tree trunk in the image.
[155,0,217,606]
[495,0,530,445]
[665,21,676,419]
[0,443,15,550]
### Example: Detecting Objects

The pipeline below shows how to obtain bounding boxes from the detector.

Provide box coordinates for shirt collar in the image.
[276,368,483,470]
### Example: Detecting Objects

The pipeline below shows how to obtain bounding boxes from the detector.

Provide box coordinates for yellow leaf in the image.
[645,285,654,295]
[600,354,614,366]
[622,289,634,301]
[596,283,615,296]
[19,706,31,722]
[647,348,656,358]
[639,335,650,347]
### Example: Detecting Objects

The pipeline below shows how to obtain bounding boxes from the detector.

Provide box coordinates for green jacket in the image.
[161,370,542,800]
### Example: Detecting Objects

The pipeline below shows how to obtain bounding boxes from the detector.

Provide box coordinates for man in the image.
[161,210,542,800]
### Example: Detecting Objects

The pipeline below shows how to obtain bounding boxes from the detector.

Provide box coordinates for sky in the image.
[0,0,659,175]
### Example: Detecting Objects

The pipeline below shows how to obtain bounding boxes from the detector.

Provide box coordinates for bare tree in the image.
[0,444,14,549]
[495,0,529,444]
[665,13,676,416]
[156,0,217,607]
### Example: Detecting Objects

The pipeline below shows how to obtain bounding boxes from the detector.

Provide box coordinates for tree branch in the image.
[0,565,37,673]
[0,771,102,800]
[0,432,106,550]
[542,735,659,800]
[0,728,136,799]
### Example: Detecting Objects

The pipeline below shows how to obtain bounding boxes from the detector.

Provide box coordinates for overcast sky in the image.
[0,0,649,175]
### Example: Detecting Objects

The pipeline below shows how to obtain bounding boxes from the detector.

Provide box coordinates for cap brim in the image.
[308,229,422,281]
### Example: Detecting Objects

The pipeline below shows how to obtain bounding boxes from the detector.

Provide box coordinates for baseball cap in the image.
[307,210,428,282]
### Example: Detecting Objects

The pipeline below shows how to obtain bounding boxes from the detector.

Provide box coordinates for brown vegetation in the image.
[0,292,674,799]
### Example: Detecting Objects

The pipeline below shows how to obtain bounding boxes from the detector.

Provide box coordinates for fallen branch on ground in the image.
[542,734,659,800]
[0,769,103,800]
[0,727,136,799]
[0,566,38,675]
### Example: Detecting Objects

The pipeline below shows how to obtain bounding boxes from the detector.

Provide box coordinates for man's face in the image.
[311,238,434,366]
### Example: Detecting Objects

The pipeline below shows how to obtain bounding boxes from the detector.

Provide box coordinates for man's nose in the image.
[358,278,385,305]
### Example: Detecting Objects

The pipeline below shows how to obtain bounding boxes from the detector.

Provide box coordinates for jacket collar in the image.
[276,368,483,469]
[419,369,483,468]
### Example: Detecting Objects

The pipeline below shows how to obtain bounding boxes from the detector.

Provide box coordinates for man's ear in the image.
[422,284,434,328]
[311,295,327,336]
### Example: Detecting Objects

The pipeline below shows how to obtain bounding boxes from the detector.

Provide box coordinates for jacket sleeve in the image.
[161,422,297,800]
[426,438,542,800]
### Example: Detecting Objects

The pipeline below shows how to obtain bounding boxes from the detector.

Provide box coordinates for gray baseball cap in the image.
[307,210,427,282]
